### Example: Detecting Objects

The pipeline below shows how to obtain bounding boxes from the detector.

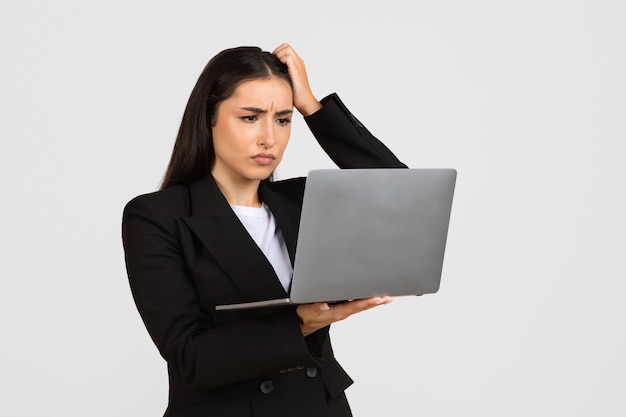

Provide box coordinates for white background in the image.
[1,1,624,416]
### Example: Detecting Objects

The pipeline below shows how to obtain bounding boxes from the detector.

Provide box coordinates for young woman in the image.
[122,43,406,417]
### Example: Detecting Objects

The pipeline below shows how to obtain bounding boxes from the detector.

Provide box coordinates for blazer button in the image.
[260,380,274,394]
[306,367,318,378]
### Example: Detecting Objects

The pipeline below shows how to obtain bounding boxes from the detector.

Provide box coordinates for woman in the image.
[122,43,407,417]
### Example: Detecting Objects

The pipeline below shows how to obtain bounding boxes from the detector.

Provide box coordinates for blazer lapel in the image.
[182,175,288,302]
[258,180,301,265]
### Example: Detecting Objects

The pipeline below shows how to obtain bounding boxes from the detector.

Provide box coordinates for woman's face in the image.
[211,77,293,186]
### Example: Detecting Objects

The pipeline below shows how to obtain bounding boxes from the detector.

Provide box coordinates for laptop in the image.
[215,168,457,311]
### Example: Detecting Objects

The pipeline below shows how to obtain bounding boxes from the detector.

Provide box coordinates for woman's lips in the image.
[252,154,275,165]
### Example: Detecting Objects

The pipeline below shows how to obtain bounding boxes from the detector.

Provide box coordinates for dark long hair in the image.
[160,47,292,190]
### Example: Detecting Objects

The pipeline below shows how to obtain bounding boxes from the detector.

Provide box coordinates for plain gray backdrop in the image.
[1,1,624,416]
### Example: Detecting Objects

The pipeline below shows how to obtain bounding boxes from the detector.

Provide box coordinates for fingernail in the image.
[319,303,330,311]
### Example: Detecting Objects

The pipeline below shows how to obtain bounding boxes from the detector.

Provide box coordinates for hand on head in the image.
[273,43,322,117]
[296,297,394,336]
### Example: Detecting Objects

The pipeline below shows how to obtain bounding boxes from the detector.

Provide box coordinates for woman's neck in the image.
[212,174,262,207]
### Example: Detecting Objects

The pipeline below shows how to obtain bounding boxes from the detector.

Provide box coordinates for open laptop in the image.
[215,168,457,311]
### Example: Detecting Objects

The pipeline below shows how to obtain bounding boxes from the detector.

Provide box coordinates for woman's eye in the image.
[276,117,292,126]
[240,115,257,122]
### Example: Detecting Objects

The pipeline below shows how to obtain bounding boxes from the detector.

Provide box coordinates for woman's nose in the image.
[258,122,276,148]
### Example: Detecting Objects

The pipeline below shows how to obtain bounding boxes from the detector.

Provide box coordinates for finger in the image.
[317,302,331,312]
[297,302,330,321]
[272,42,291,55]
[274,47,304,72]
[272,44,295,61]
[337,297,391,316]
[352,297,388,309]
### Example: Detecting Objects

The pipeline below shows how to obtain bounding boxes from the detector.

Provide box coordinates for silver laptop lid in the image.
[289,168,457,304]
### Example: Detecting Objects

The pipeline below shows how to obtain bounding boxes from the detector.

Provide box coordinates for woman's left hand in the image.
[273,43,322,117]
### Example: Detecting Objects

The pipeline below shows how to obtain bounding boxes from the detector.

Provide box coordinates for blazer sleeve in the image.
[122,195,318,390]
[304,93,408,169]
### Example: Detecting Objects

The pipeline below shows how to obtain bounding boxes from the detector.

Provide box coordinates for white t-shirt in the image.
[230,203,293,292]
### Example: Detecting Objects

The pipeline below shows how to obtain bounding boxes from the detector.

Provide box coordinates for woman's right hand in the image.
[296,297,393,337]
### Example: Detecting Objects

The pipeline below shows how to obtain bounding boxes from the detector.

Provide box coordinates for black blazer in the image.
[122,94,407,417]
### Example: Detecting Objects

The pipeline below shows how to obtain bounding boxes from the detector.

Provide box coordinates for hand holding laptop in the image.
[297,296,394,336]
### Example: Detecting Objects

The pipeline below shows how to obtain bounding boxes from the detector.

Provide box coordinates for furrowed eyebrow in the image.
[239,106,266,113]
[239,107,293,116]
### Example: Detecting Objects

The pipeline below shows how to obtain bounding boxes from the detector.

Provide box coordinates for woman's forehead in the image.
[226,78,293,108]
